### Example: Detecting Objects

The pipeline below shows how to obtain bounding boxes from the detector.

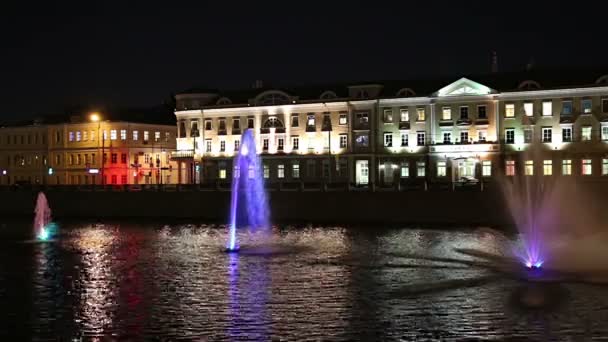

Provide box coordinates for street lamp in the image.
[90,112,104,186]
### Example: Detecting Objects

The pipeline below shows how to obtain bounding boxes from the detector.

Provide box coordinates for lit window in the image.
[219,168,226,179]
[263,164,270,179]
[205,139,212,152]
[562,159,572,176]
[542,101,552,116]
[400,133,408,146]
[505,104,515,118]
[76,131,81,141]
[205,120,212,130]
[524,102,534,117]
[165,132,170,142]
[562,101,573,115]
[307,114,315,127]
[443,132,452,144]
[603,126,608,141]
[417,108,426,121]
[582,99,592,114]
[543,160,552,176]
[292,163,300,179]
[442,107,451,120]
[154,132,160,142]
[220,140,225,152]
[478,106,487,119]
[417,132,425,146]
[121,130,127,140]
[143,131,149,142]
[110,130,117,140]
[416,161,425,177]
[400,162,409,177]
[478,130,487,142]
[582,159,593,175]
[383,109,393,123]
[400,109,409,122]
[292,136,299,150]
[263,138,269,151]
[278,164,285,178]
[278,138,284,151]
[505,128,515,144]
[460,106,468,119]
[482,160,492,177]
[90,130,96,141]
[76,154,81,165]
[506,160,515,176]
[525,160,534,175]
[460,131,469,143]
[542,128,552,143]
[82,131,88,141]
[133,131,138,141]
[103,130,108,140]
[111,153,118,164]
[582,126,592,141]
[384,133,393,147]
[437,161,446,177]
[603,159,608,176]
[69,132,74,141]
[339,134,348,148]
[339,113,347,125]
[562,127,572,142]
[524,128,533,143]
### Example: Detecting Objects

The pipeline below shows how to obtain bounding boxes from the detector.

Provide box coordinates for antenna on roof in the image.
[491,51,498,73]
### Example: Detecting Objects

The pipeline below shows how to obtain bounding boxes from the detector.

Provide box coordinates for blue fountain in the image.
[226,129,270,252]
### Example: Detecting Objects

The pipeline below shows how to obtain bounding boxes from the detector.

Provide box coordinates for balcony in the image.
[475,118,489,126]
[398,122,410,130]
[439,120,453,127]
[218,129,227,136]
[456,118,472,127]
[170,150,194,159]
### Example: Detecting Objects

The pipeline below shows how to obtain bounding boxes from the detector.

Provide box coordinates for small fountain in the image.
[226,129,270,252]
[34,192,52,241]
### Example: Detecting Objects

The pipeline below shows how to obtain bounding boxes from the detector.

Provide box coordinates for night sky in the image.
[0,1,605,120]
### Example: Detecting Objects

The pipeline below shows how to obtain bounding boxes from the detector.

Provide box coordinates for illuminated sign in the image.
[88,168,100,174]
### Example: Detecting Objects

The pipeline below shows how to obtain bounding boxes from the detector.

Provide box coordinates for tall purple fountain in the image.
[226,129,269,252]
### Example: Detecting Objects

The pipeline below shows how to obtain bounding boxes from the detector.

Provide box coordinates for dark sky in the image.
[0,1,605,119]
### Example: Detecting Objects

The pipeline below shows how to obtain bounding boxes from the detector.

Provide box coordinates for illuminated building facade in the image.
[174,70,608,186]
[0,117,178,185]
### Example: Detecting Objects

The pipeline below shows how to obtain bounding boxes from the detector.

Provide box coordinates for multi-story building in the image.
[172,69,608,187]
[0,115,179,185]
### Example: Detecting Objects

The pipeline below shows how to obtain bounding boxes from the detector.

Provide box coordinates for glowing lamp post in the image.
[90,113,105,186]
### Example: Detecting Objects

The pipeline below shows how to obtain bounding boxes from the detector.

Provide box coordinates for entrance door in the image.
[457,159,476,179]
[383,161,394,185]
[356,160,369,185]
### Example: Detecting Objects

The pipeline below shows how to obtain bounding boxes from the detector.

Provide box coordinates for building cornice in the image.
[499,86,608,99]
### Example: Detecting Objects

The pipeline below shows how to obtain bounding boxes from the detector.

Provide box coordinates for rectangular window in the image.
[582,99,592,114]
[143,131,149,142]
[542,101,552,116]
[443,132,452,144]
[437,161,446,177]
[417,108,426,121]
[603,159,608,176]
[562,159,572,175]
[278,164,285,178]
[400,132,408,146]
[218,120,226,131]
[291,114,299,127]
[482,160,492,177]
[90,130,96,141]
[400,109,409,122]
[460,131,469,143]
[582,126,592,141]
[562,100,573,115]
[417,132,425,146]
[133,130,138,141]
[76,154,81,165]
[154,131,160,142]
[103,130,108,140]
[524,102,534,117]
[478,130,487,142]
[460,106,468,119]
[233,119,240,130]
[384,133,393,147]
[339,134,348,148]
[220,140,226,152]
[562,127,572,142]
[603,98,608,113]
[91,154,95,164]
[76,131,81,141]
[165,132,170,142]
[542,127,552,143]
[82,131,88,141]
[525,160,534,175]
[307,114,316,128]
[205,120,212,130]
[292,136,299,150]
[478,105,487,119]
[506,160,515,176]
[278,138,284,151]
[383,109,393,123]
[69,132,74,141]
[505,104,515,118]
[205,139,212,153]
[400,162,409,177]
[219,168,227,179]
[121,129,127,140]
[355,133,369,147]
[292,163,300,179]
[111,153,118,164]
[110,130,117,140]
[247,118,255,129]
[603,126,608,141]
[442,107,451,120]
[339,113,348,125]
[582,159,593,175]
[524,128,533,143]
[263,138,269,151]
[505,128,515,144]
[121,175,127,184]
[234,139,240,152]
[416,161,425,177]
[121,153,127,164]
[263,164,270,179]
[111,175,117,185]
[543,160,552,176]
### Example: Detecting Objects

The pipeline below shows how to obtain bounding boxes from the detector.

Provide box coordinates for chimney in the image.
[491,51,498,73]
[252,80,264,89]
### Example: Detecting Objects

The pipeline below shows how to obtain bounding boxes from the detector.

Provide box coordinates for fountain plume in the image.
[34,192,52,241]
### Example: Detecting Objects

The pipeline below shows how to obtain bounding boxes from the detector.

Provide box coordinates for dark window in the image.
[219,120,226,131]
[460,106,469,119]
[205,120,212,130]
[291,114,299,127]
[233,119,240,130]
[179,121,186,138]
[121,153,127,164]
[602,99,608,113]
[478,106,487,119]
[111,153,117,164]
[247,118,254,129]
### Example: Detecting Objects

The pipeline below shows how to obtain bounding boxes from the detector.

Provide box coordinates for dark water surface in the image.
[0,220,606,341]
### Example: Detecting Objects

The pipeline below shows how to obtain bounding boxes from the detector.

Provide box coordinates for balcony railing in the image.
[170,150,194,159]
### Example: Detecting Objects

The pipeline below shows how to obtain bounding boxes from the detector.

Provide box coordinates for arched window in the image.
[216,97,232,105]
[319,91,337,100]
[396,88,416,97]
[518,80,541,90]
[255,91,291,106]
[262,116,284,128]
[595,75,608,85]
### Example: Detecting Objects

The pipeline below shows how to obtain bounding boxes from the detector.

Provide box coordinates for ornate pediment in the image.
[435,78,496,97]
